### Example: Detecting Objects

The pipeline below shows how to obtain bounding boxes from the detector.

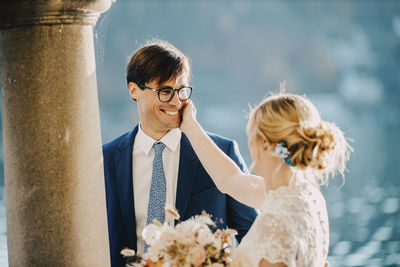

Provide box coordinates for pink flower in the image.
[190,245,207,266]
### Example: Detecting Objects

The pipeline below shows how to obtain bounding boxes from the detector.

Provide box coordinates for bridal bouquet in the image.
[121,205,237,267]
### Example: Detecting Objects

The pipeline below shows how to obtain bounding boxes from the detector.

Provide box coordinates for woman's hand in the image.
[180,100,197,134]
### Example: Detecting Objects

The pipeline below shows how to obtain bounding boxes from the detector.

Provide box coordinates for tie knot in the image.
[153,142,166,155]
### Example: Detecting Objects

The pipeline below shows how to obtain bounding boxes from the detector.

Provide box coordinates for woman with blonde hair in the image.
[179,92,351,267]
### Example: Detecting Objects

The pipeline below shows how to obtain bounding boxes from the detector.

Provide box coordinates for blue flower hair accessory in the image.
[275,141,295,167]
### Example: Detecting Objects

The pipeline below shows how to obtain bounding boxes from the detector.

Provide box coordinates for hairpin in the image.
[275,141,295,167]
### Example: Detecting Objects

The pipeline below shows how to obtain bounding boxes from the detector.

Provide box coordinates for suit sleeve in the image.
[103,145,129,267]
[226,140,258,242]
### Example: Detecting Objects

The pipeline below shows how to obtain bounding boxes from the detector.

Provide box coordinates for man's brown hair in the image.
[126,40,191,87]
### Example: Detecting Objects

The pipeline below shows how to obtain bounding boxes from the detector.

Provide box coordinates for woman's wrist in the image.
[183,119,200,137]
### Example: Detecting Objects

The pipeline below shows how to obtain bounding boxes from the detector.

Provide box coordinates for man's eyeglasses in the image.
[138,84,193,103]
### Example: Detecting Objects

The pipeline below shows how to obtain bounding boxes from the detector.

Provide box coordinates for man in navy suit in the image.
[103,40,257,267]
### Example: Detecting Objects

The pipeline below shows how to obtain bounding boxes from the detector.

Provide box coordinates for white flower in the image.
[275,144,289,159]
[145,241,164,261]
[142,224,162,245]
[159,226,179,244]
[120,248,135,257]
[197,227,214,246]
[176,220,201,238]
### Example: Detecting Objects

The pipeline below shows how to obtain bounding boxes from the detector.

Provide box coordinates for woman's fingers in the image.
[180,100,197,132]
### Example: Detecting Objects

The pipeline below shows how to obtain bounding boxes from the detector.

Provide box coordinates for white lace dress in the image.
[231,181,329,267]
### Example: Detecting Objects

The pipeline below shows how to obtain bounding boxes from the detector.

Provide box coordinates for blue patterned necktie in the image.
[144,142,166,252]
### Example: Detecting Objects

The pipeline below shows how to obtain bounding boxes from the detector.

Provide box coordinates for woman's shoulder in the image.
[262,181,326,221]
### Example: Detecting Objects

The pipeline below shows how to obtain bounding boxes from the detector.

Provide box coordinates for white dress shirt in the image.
[132,124,181,254]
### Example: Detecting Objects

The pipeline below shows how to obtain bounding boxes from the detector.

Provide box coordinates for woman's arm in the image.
[180,101,266,209]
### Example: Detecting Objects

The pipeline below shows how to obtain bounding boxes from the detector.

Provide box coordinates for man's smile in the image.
[160,109,180,116]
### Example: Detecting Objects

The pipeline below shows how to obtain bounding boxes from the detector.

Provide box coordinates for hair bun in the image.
[289,121,337,171]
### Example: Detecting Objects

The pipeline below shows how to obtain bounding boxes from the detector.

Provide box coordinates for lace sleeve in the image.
[254,211,297,266]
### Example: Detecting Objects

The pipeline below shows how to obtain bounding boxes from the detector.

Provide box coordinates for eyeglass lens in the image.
[159,88,191,102]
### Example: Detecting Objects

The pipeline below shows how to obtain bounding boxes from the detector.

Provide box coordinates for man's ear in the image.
[129,82,139,100]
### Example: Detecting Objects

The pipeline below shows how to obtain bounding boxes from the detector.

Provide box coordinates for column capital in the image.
[0,0,115,29]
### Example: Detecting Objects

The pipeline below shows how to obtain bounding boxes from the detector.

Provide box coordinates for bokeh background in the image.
[1,0,400,266]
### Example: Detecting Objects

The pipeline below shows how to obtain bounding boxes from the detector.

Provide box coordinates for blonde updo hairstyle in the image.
[247,93,351,185]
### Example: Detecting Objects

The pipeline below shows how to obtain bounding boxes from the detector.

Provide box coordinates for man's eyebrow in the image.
[157,85,173,89]
[158,84,187,89]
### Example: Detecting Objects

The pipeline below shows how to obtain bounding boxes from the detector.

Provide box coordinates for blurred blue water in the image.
[1,1,399,266]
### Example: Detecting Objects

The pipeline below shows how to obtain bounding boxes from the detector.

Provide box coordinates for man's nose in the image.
[169,91,181,107]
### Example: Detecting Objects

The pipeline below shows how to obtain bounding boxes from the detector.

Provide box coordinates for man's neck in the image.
[140,124,169,141]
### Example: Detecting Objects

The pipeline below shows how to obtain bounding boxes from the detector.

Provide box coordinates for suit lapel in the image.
[115,125,138,250]
[176,133,200,220]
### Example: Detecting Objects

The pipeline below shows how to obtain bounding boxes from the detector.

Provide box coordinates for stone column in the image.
[0,1,114,266]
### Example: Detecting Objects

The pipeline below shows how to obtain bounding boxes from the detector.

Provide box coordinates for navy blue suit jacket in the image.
[103,125,257,267]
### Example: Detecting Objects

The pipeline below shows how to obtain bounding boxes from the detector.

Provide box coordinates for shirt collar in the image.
[136,123,182,155]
